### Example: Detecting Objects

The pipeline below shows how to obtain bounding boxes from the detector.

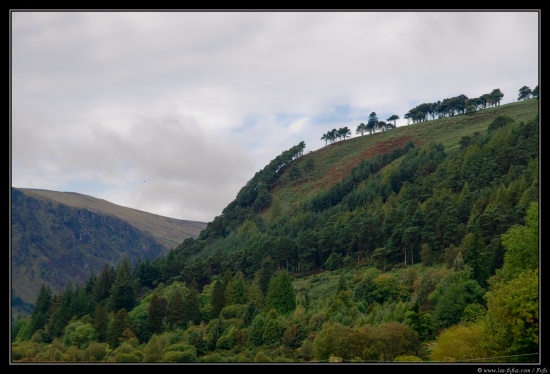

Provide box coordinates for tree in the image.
[338,126,351,140]
[387,114,400,126]
[430,322,486,362]
[484,268,539,362]
[367,112,378,134]
[497,202,538,281]
[94,300,109,342]
[288,165,301,183]
[210,278,226,319]
[264,270,296,316]
[490,88,504,106]
[303,158,315,179]
[63,321,97,349]
[109,256,136,312]
[518,86,532,101]
[92,263,115,303]
[356,123,367,136]
[29,283,52,337]
[429,269,485,329]
[108,308,131,348]
[183,282,201,326]
[321,132,329,146]
[47,283,74,338]
[167,287,185,329]
[488,115,515,132]
[532,85,539,98]
[374,322,421,362]
[313,322,373,360]
[148,292,167,335]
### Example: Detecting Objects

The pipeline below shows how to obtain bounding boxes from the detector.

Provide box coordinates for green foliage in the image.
[313,322,369,361]
[29,284,52,338]
[108,256,136,312]
[162,343,197,362]
[483,268,539,362]
[147,293,167,335]
[143,333,170,362]
[264,270,296,316]
[372,273,408,303]
[84,342,109,362]
[430,322,486,362]
[108,308,131,348]
[373,322,421,362]
[394,355,422,362]
[429,269,485,329]
[63,321,97,349]
[498,201,538,281]
[488,115,515,131]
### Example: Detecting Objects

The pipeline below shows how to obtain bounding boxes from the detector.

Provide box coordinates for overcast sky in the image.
[10,11,540,223]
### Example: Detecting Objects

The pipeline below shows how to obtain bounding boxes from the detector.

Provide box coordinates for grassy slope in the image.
[15,188,207,250]
[265,99,539,219]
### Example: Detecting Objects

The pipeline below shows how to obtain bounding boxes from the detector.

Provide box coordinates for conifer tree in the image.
[210,278,226,319]
[108,256,136,312]
[167,287,184,329]
[264,270,296,316]
[108,308,130,348]
[94,300,109,342]
[29,283,52,337]
[183,283,201,326]
[148,292,167,335]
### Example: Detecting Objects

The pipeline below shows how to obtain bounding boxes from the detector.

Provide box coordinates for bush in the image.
[162,350,198,363]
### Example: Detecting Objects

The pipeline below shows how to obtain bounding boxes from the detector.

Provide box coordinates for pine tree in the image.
[29,283,52,337]
[167,287,185,329]
[148,292,167,335]
[108,256,136,312]
[264,270,296,316]
[183,282,201,326]
[108,308,130,348]
[94,300,109,342]
[210,279,226,319]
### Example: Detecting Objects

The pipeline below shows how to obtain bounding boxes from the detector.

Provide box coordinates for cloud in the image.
[11,11,539,221]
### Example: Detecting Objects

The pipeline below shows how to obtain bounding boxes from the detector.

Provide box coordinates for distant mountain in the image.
[10,187,207,315]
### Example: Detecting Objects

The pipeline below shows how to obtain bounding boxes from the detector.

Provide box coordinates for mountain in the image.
[10,187,207,315]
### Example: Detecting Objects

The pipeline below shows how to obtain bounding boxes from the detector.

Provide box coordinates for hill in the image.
[11,98,539,363]
[11,187,207,315]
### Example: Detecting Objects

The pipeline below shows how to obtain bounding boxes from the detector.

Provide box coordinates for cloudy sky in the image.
[10,11,539,223]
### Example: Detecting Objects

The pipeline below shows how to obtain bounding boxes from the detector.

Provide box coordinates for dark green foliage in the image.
[264,270,296,316]
[210,279,226,319]
[488,115,515,131]
[94,301,109,342]
[29,284,52,338]
[92,264,115,303]
[374,322,422,361]
[47,283,74,339]
[148,293,167,335]
[167,287,184,329]
[183,285,202,326]
[429,269,485,329]
[108,308,131,348]
[108,256,136,312]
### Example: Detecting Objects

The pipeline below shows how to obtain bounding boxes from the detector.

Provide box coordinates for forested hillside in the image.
[11,98,539,363]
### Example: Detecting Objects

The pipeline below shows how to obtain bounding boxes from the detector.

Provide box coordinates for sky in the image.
[10,10,540,223]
